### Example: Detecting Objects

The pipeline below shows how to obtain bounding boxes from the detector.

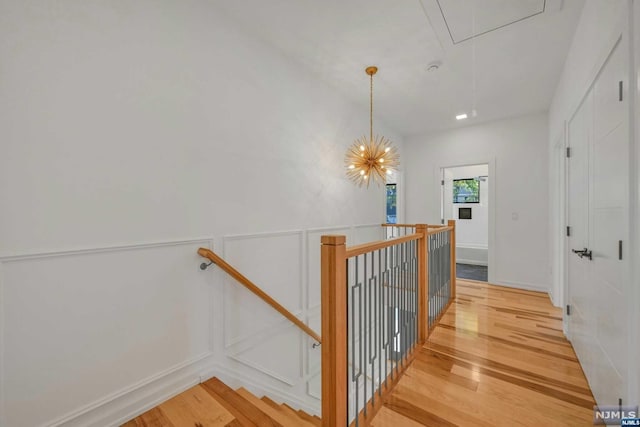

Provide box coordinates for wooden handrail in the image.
[381,223,445,229]
[345,233,422,258]
[427,225,453,236]
[197,248,322,344]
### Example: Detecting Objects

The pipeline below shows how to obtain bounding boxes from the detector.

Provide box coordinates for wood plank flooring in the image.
[123,279,594,426]
[371,279,595,427]
[123,377,320,427]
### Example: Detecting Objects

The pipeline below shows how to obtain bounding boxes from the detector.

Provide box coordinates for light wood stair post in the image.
[321,235,347,427]
[416,224,428,344]
[448,219,456,299]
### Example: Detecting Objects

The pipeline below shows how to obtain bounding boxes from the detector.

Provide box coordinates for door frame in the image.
[438,159,496,283]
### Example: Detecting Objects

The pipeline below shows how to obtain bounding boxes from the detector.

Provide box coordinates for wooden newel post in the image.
[448,220,456,299]
[415,224,428,344]
[321,235,347,427]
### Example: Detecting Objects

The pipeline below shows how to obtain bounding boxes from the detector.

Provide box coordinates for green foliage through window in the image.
[386,184,397,223]
[453,178,479,203]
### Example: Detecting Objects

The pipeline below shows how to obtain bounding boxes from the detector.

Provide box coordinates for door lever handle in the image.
[572,248,593,260]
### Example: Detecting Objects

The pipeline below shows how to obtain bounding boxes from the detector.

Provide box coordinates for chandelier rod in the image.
[365,66,378,143]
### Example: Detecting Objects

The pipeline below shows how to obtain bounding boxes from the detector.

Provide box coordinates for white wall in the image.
[0,2,403,426]
[443,164,489,266]
[404,113,549,291]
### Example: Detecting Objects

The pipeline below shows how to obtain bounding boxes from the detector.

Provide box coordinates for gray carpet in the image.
[456,263,488,282]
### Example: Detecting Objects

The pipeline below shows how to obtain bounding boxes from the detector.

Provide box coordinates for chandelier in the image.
[345,66,399,188]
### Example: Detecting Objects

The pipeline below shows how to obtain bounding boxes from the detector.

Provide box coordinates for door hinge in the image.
[441,218,444,225]
[566,226,571,237]
[566,305,571,316]
[619,240,623,260]
[619,81,623,101]
[441,180,445,185]
[566,147,571,158]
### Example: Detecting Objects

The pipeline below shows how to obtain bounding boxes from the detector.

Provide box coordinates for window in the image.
[386,184,397,224]
[453,178,480,203]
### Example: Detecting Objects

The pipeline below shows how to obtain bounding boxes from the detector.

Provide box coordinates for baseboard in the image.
[491,279,550,294]
[199,362,320,416]
[52,353,214,427]
[456,259,488,266]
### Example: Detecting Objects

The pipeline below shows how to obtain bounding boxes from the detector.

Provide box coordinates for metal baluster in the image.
[394,244,400,376]
[363,253,368,417]
[353,257,359,427]
[403,242,408,362]
[378,249,383,398]
[429,235,433,329]
[439,233,443,315]
[400,241,405,367]
[436,233,440,318]
[436,235,439,318]
[413,240,418,346]
[384,247,390,385]
[368,251,374,407]
[389,244,395,380]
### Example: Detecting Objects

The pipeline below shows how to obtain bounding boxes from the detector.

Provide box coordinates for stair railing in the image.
[321,220,456,426]
[197,248,322,344]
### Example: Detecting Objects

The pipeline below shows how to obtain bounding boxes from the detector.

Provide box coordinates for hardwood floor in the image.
[371,279,595,427]
[123,377,321,427]
[123,279,594,426]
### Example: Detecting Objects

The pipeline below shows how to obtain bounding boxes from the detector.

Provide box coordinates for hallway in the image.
[125,280,595,426]
[371,280,595,426]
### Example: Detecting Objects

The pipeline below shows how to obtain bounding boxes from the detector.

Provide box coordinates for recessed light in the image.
[456,113,468,120]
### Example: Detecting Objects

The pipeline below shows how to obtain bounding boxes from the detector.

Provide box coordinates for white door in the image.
[566,89,592,373]
[567,38,629,407]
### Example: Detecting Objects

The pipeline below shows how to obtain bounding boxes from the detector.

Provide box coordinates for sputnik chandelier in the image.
[345,66,399,188]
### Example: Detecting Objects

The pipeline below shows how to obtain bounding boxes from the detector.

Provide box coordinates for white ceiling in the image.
[213,0,584,137]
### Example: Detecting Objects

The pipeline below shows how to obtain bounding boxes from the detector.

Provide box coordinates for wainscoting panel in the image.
[0,239,212,427]
[304,310,322,400]
[352,224,384,245]
[222,231,305,385]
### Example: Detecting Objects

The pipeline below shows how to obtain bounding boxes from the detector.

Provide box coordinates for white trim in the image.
[456,259,488,267]
[0,236,214,262]
[456,243,488,250]
[222,228,304,242]
[492,279,549,293]
[48,352,213,427]
[351,223,383,230]
[438,159,496,283]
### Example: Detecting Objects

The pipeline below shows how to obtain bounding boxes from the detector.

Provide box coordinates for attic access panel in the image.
[436,0,546,44]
